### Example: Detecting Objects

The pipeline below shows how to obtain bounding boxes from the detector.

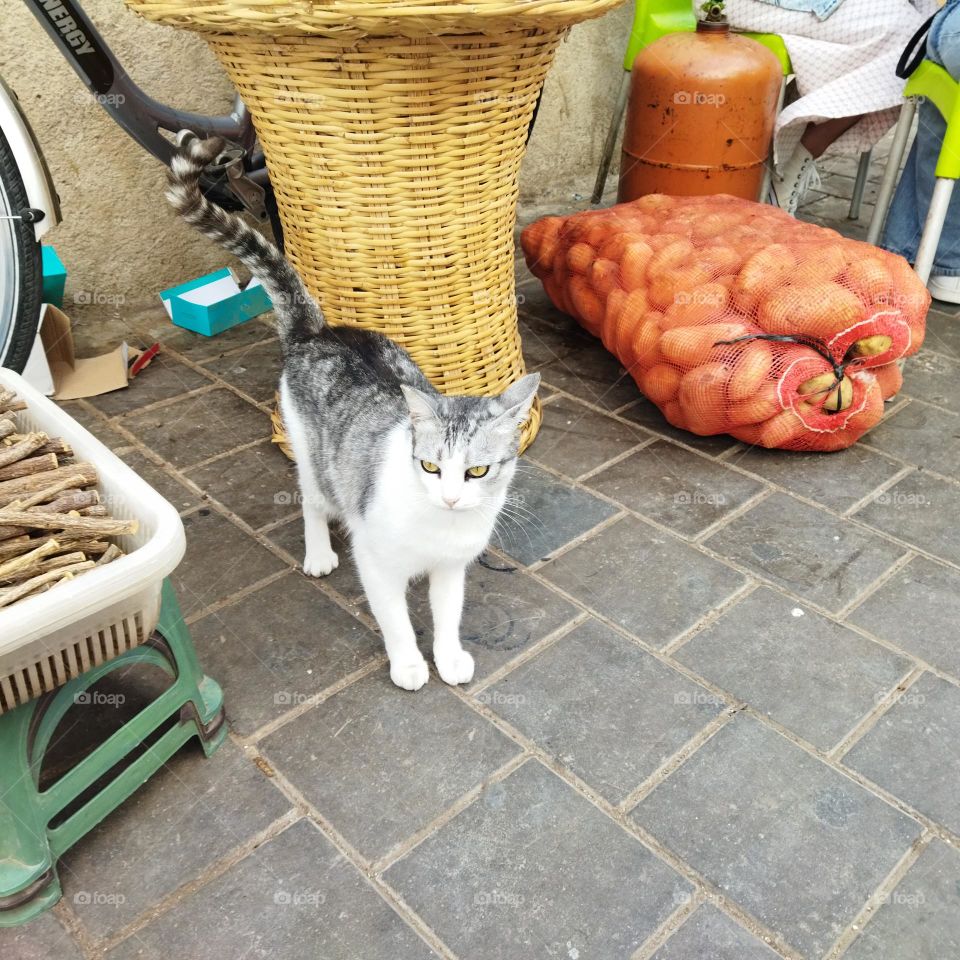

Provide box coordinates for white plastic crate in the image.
[0,369,185,714]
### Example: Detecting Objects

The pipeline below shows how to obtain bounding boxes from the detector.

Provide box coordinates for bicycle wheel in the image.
[0,126,42,373]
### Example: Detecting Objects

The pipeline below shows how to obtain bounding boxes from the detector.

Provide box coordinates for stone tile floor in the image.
[7,150,960,959]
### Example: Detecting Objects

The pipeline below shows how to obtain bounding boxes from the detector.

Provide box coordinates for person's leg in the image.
[882,2,960,291]
[773,115,864,214]
[882,102,943,266]
[801,115,865,159]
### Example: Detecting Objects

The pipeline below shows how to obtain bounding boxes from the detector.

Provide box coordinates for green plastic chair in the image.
[868,59,960,282]
[0,581,225,927]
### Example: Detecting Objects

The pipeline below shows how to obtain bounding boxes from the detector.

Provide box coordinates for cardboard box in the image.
[160,268,272,337]
[22,305,137,400]
[41,246,66,308]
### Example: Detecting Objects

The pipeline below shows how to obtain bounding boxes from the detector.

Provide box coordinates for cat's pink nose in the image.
[443,496,459,508]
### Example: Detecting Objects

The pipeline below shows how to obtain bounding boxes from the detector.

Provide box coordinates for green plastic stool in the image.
[592,0,793,203]
[0,580,225,927]
[868,59,960,282]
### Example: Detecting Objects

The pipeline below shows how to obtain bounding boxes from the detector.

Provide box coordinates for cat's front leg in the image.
[303,498,340,577]
[354,548,429,691]
[429,563,474,686]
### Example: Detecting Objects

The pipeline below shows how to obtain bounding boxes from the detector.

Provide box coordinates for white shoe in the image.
[770,146,820,216]
[928,273,960,304]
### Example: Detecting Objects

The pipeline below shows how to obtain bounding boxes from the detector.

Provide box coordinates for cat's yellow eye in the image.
[420,460,440,474]
[465,465,489,479]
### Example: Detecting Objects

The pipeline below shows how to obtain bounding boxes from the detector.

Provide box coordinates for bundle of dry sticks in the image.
[0,388,137,609]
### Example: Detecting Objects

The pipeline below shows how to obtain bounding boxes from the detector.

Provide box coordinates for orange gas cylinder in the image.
[618,15,782,203]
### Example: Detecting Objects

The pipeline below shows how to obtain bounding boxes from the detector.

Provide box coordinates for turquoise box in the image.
[159,268,272,337]
[41,246,66,308]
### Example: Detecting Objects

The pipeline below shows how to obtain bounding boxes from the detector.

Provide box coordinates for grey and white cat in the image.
[167,136,539,691]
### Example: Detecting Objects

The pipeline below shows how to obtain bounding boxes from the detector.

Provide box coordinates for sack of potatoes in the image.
[520,194,929,451]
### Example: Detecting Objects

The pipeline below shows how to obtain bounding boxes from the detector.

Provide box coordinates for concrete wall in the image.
[3,0,240,309]
[3,1,631,308]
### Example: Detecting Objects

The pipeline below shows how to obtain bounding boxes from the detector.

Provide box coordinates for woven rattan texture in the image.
[210,29,560,450]
[124,0,624,38]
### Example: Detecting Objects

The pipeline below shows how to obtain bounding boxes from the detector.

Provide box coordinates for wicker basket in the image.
[125,0,625,452]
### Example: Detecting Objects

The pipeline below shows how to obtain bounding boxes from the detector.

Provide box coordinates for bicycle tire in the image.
[0,125,43,374]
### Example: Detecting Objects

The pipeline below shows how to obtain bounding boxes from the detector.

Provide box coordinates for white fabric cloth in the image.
[724,0,939,168]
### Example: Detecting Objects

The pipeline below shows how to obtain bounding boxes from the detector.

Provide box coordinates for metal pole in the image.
[913,177,955,284]
[848,148,872,220]
[592,72,630,205]
[867,98,917,245]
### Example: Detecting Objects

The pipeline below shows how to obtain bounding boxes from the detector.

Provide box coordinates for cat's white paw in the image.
[303,549,339,578]
[390,658,430,691]
[435,648,475,686]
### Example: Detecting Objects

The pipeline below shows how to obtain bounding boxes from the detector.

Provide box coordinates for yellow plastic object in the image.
[740,31,792,75]
[621,0,791,76]
[622,0,696,69]
[905,60,960,179]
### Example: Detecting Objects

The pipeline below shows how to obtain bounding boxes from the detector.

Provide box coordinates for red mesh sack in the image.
[520,194,928,451]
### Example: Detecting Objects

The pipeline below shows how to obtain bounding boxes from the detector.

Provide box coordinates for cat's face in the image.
[402,375,540,513]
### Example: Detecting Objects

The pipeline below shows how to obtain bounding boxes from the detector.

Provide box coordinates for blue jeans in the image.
[882,0,960,275]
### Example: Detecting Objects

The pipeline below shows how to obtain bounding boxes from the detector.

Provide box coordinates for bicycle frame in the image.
[22,0,272,210]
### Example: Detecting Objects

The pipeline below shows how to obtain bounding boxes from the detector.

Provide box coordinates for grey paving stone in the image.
[485,618,724,803]
[848,556,960,678]
[517,310,593,370]
[843,840,960,960]
[632,715,920,958]
[116,448,199,513]
[537,342,641,411]
[724,443,901,513]
[105,819,436,960]
[88,354,211,416]
[202,338,283,404]
[902,350,960,413]
[173,507,287,619]
[540,515,746,647]
[817,153,868,179]
[528,394,648,479]
[586,441,764,538]
[259,673,520,860]
[819,172,879,206]
[864,402,960,478]
[704,492,906,613]
[385,760,691,959]
[807,213,869,242]
[675,588,912,750]
[60,740,292,941]
[268,520,576,682]
[133,307,277,362]
[0,913,83,960]
[407,562,579,683]
[803,193,874,225]
[267,518,364,601]
[854,471,960,566]
[516,276,584,328]
[923,308,960,359]
[190,573,381,737]
[843,673,960,835]
[55,400,129,450]
[651,904,781,960]
[619,396,740,455]
[122,388,269,469]
[185,440,299,529]
[495,462,619,566]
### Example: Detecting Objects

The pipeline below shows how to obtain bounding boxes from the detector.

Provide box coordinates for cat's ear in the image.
[492,373,540,432]
[401,385,440,425]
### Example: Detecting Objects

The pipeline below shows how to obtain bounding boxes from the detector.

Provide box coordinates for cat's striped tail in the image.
[165,135,323,345]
